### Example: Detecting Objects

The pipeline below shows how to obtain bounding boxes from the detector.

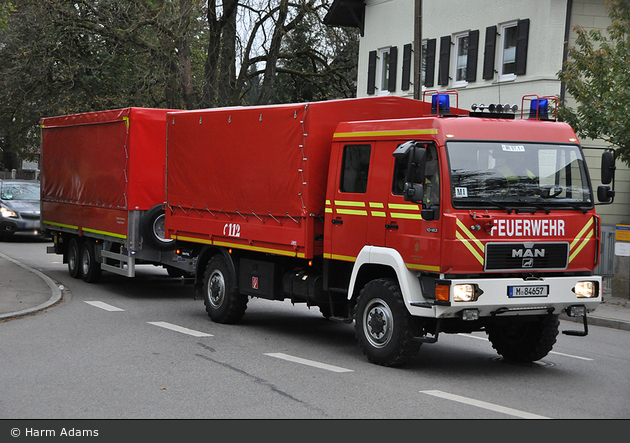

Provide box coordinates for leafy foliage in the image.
[558,0,630,166]
[0,0,357,169]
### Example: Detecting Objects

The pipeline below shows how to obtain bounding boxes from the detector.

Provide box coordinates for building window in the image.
[498,21,518,80]
[453,32,469,86]
[378,47,391,94]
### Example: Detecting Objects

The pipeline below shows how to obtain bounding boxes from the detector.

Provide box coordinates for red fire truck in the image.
[41,108,194,282]
[164,93,615,366]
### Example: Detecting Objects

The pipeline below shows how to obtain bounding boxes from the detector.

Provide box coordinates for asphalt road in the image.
[1,238,629,422]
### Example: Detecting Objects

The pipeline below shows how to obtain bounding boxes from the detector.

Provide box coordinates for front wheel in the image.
[354,278,421,367]
[203,255,248,324]
[486,314,559,362]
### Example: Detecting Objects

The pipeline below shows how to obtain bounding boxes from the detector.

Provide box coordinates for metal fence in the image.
[0,169,40,180]
[595,225,616,291]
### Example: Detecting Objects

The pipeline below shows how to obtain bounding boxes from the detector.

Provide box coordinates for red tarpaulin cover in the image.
[165,96,432,257]
[41,108,170,210]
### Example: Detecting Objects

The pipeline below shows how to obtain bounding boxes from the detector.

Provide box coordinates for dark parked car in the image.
[0,179,42,238]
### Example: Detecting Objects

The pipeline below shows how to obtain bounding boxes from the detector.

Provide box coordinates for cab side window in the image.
[392,142,440,209]
[340,144,371,193]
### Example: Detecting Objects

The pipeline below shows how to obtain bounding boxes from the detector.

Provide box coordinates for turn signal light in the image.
[435,284,450,302]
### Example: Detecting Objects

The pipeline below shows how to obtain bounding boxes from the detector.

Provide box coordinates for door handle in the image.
[385,223,399,230]
[332,219,343,225]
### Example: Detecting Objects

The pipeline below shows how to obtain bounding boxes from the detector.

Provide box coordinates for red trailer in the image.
[41,107,193,281]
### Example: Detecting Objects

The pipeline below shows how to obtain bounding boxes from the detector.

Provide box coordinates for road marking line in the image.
[264,353,354,373]
[457,333,593,361]
[84,301,125,312]
[147,321,213,337]
[420,390,551,419]
[549,351,593,361]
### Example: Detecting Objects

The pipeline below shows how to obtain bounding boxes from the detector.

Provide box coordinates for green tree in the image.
[558,0,630,166]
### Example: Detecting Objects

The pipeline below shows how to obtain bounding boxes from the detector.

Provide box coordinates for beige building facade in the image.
[325,0,629,293]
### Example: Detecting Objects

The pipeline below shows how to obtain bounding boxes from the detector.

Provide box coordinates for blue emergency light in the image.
[529,98,548,119]
[431,94,450,114]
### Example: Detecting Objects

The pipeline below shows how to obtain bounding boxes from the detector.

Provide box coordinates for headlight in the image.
[1,206,17,218]
[574,281,597,298]
[453,284,475,302]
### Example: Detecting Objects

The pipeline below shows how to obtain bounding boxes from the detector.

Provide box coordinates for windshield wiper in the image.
[517,199,551,214]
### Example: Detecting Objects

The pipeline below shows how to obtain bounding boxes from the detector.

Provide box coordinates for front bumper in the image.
[409,275,602,319]
[0,216,43,234]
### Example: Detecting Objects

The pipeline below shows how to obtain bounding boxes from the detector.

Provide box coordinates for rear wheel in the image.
[203,255,248,324]
[67,238,82,279]
[80,241,101,283]
[354,278,421,367]
[486,314,559,362]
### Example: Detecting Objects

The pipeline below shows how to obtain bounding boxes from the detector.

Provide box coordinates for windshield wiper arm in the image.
[517,199,551,214]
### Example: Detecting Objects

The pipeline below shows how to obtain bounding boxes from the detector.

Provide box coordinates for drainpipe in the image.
[560,0,573,106]
[414,0,422,100]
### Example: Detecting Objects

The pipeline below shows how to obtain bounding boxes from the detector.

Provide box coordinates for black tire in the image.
[80,241,102,283]
[486,314,559,362]
[354,278,421,367]
[142,205,176,251]
[203,255,248,324]
[67,238,82,279]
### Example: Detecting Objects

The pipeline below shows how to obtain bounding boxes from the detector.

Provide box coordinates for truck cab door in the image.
[385,141,442,273]
[325,143,373,262]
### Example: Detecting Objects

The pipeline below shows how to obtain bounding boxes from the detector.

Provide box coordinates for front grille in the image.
[484,242,569,271]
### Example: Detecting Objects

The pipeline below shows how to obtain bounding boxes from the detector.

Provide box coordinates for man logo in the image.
[512,248,545,258]
[522,258,534,268]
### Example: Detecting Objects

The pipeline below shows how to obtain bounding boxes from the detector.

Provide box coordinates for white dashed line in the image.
[420,390,551,419]
[265,353,354,373]
[84,301,125,312]
[148,321,213,337]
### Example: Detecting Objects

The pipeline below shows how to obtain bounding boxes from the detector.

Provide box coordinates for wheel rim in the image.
[152,214,172,244]
[208,269,226,309]
[81,247,91,276]
[69,243,78,272]
[363,298,394,348]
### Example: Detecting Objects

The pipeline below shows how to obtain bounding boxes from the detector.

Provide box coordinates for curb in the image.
[0,251,63,320]
[559,313,630,332]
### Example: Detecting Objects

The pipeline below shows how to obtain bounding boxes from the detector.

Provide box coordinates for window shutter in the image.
[388,46,398,92]
[424,39,436,87]
[402,43,412,91]
[438,36,451,86]
[367,50,377,95]
[482,25,497,80]
[466,30,479,82]
[515,19,530,75]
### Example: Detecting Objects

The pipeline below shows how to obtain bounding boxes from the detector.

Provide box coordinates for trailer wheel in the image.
[142,205,176,251]
[354,278,421,367]
[67,238,82,279]
[486,314,559,362]
[203,255,248,324]
[80,241,102,283]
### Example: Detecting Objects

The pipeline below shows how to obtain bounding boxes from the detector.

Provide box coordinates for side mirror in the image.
[403,182,424,203]
[597,185,615,203]
[601,151,615,185]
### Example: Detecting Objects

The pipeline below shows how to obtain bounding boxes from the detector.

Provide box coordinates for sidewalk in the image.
[0,252,62,320]
[0,251,628,331]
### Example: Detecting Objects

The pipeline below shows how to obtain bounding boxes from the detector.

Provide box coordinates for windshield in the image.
[447,141,592,209]
[1,182,40,201]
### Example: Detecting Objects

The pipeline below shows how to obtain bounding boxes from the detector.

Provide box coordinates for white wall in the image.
[355,0,629,227]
